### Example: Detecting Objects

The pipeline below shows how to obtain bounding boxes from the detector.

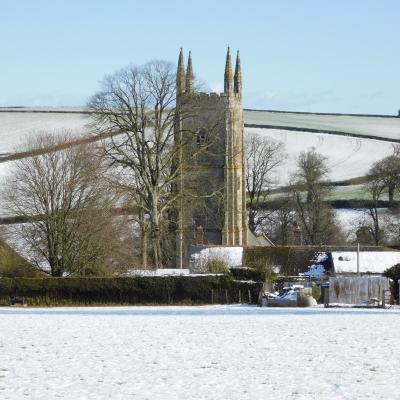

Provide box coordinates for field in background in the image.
[245,109,400,140]
[1,108,398,221]
[1,108,398,184]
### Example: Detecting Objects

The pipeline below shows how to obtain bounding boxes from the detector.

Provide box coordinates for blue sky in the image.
[1,0,399,114]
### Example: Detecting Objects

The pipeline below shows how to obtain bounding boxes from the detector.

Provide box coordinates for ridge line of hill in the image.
[1,107,400,119]
[0,108,94,114]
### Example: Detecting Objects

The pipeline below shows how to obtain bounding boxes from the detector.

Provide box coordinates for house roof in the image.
[331,251,400,274]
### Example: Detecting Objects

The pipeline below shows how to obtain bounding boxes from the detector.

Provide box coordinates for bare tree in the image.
[88,60,210,267]
[3,132,124,276]
[360,166,388,245]
[368,145,400,208]
[290,149,341,245]
[88,61,180,267]
[245,134,284,234]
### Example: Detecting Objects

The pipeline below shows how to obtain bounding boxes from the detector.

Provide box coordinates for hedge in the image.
[0,276,263,306]
[229,267,265,282]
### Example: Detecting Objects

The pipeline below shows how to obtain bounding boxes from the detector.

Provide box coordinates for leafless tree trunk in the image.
[88,61,187,268]
[245,134,284,234]
[290,149,340,245]
[364,175,386,245]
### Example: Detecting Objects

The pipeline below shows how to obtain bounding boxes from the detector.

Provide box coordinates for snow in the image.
[1,110,398,186]
[125,268,191,276]
[0,162,12,216]
[0,305,399,400]
[248,127,395,184]
[332,251,400,274]
[245,110,400,141]
[190,246,244,269]
[302,264,326,277]
[0,110,91,154]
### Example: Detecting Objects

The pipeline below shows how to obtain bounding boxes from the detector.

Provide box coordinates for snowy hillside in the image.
[245,110,400,140]
[0,109,91,154]
[0,109,398,186]
[248,127,394,184]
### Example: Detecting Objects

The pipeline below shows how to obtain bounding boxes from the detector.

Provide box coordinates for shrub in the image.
[205,258,229,274]
[312,285,321,302]
[246,259,277,283]
[229,267,265,282]
[383,264,400,279]
[0,242,43,278]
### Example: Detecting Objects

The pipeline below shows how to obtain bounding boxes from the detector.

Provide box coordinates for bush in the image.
[205,258,229,274]
[0,242,43,278]
[383,264,400,279]
[229,267,265,282]
[0,276,263,306]
[312,285,321,302]
[245,259,277,283]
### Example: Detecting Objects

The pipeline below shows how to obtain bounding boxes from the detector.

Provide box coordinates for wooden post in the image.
[381,289,385,309]
[225,289,228,304]
[324,286,329,308]
[211,289,214,304]
[238,289,241,304]
[248,289,251,304]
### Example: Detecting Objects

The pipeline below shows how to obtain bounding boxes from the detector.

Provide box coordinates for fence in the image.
[328,276,388,305]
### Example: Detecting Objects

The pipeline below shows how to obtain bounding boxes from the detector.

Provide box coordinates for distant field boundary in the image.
[1,107,399,119]
[244,108,400,119]
[0,108,95,115]
[0,130,124,163]
[245,123,400,144]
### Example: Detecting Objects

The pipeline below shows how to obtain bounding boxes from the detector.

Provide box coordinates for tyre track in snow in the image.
[327,137,362,170]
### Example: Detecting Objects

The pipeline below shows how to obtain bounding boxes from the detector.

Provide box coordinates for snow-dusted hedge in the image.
[0,276,262,306]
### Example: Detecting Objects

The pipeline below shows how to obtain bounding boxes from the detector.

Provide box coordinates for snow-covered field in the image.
[249,127,394,184]
[0,110,91,154]
[0,162,12,216]
[245,110,400,140]
[0,305,399,400]
[1,110,398,185]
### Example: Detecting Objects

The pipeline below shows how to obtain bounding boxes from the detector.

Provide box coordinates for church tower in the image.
[175,48,248,267]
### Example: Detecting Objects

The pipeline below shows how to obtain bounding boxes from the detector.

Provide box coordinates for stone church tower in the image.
[175,48,248,267]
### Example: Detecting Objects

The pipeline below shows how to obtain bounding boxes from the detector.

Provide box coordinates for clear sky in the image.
[1,0,399,114]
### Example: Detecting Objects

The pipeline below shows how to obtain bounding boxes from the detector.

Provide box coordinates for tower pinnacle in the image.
[234,50,242,96]
[224,47,233,95]
[176,48,186,95]
[185,51,194,94]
